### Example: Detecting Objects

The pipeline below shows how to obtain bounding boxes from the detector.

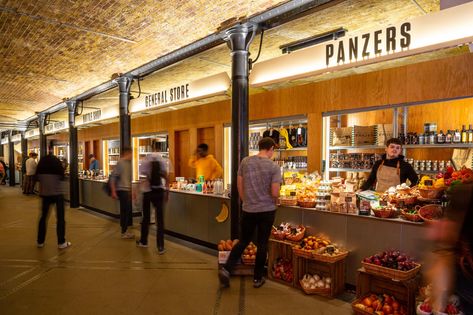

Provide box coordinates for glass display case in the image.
[103,139,120,176]
[132,134,169,181]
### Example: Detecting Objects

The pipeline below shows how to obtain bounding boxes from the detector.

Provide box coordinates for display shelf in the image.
[276,147,308,151]
[328,168,371,173]
[403,143,473,149]
[329,145,385,150]
[109,161,117,165]
[138,151,169,155]
[108,153,120,156]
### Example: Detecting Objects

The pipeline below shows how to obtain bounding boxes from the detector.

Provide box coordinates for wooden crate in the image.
[268,238,296,287]
[294,255,346,298]
[356,268,419,315]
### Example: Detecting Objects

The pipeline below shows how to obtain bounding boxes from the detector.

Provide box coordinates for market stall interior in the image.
[2,0,473,313]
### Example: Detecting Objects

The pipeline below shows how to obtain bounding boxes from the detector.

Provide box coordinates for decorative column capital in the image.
[66,100,77,128]
[223,23,257,52]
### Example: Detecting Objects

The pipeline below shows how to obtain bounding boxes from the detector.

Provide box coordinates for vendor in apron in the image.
[360,138,419,192]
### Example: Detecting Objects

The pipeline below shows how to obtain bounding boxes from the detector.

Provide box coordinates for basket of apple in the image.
[362,250,421,281]
[352,293,407,315]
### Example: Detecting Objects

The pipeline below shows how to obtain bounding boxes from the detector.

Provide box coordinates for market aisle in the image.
[0,186,352,315]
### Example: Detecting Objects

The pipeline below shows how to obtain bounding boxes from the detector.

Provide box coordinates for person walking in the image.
[111,148,134,239]
[219,137,281,288]
[188,143,223,180]
[136,143,170,254]
[23,152,37,194]
[36,146,71,249]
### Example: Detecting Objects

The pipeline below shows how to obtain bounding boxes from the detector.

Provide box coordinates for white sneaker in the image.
[58,241,72,249]
[37,243,44,248]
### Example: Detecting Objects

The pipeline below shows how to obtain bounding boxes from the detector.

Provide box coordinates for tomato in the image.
[382,304,393,314]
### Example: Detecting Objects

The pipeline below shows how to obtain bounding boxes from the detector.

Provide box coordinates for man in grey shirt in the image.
[219,137,281,288]
[111,148,134,239]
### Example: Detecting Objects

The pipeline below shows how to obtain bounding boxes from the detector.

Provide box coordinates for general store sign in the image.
[0,137,8,145]
[250,2,473,86]
[130,72,230,113]
[11,134,22,142]
[44,120,68,134]
[25,128,40,139]
[75,105,118,127]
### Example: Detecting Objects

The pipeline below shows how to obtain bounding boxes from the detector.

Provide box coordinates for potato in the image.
[218,244,224,251]
[225,241,233,251]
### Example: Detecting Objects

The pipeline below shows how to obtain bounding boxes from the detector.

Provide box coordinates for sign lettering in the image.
[82,109,102,124]
[145,84,190,108]
[326,22,411,66]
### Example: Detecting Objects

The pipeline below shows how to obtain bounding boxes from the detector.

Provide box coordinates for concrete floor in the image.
[0,186,353,315]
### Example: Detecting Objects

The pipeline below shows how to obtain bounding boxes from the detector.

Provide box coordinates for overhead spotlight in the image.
[280,28,347,54]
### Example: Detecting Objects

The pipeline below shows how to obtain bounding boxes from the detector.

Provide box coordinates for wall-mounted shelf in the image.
[329,145,385,150]
[328,168,371,173]
[403,143,473,149]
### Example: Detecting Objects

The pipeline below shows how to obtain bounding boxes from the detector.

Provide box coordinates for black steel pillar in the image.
[21,132,27,187]
[67,100,80,208]
[117,76,133,154]
[117,76,133,214]
[0,140,3,157]
[224,24,256,239]
[38,113,48,160]
[8,131,15,186]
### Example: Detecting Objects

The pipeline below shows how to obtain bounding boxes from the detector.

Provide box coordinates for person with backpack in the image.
[136,143,170,254]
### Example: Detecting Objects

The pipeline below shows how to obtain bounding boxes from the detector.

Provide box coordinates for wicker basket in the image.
[312,251,348,263]
[271,229,287,240]
[241,256,255,265]
[392,195,417,206]
[418,188,445,199]
[298,200,316,208]
[299,280,331,296]
[372,208,398,219]
[401,210,423,222]
[418,204,443,222]
[280,198,298,207]
[285,226,306,242]
[361,261,421,281]
[293,247,314,259]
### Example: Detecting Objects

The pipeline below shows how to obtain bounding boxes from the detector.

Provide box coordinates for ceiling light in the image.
[280,28,347,54]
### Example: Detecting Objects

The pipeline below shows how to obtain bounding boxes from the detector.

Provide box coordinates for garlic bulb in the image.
[316,280,325,288]
[325,277,332,284]
[313,274,321,282]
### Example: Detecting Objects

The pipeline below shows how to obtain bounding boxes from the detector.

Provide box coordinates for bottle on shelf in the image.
[436,130,445,144]
[429,132,436,144]
[445,130,453,144]
[461,125,468,143]
[468,124,473,144]
[453,129,462,143]
[418,133,425,145]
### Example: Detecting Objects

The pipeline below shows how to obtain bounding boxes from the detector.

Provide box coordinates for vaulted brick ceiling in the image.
[0,0,289,123]
[0,0,441,125]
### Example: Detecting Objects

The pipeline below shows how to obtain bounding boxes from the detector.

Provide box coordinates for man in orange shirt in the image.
[188,143,223,180]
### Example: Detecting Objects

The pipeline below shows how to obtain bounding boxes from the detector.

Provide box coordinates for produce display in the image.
[217,239,239,251]
[272,257,293,283]
[300,273,331,291]
[353,293,407,315]
[363,250,418,271]
[271,222,305,241]
[293,235,331,252]
[418,284,463,315]
[439,166,473,187]
[242,242,257,264]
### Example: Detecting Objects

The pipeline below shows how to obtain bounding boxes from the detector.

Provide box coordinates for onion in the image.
[325,277,332,284]
[316,280,325,288]
[313,274,321,282]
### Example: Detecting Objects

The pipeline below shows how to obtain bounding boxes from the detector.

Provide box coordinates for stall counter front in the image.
[165,190,231,248]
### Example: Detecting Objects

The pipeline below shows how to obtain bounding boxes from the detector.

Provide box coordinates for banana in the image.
[215,202,229,223]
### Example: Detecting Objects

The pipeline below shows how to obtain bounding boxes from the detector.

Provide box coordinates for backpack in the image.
[149,160,163,188]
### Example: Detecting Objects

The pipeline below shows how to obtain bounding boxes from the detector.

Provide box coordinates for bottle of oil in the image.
[461,125,468,143]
